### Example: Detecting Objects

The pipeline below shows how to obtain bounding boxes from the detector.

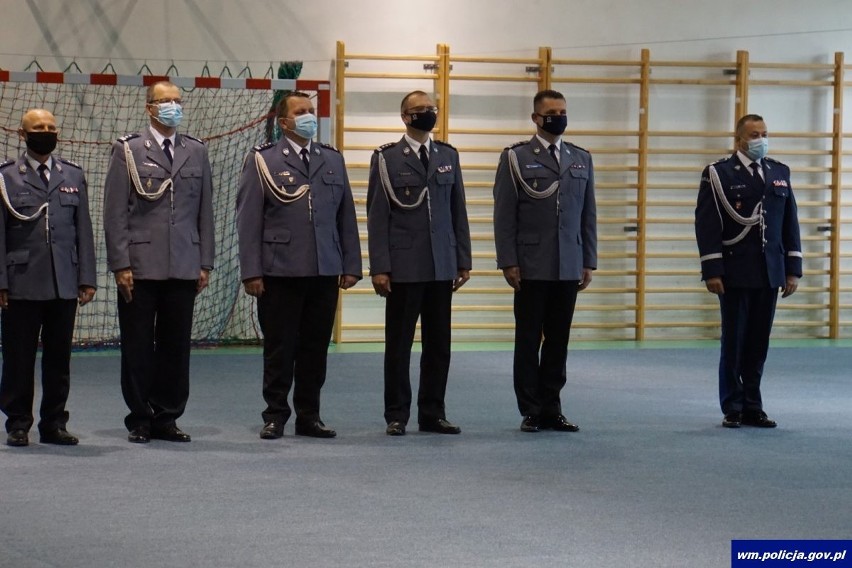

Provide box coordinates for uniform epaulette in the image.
[506,140,528,150]
[181,133,204,144]
[117,133,140,143]
[252,141,275,152]
[711,156,727,165]
[566,142,590,154]
[0,159,14,169]
[374,142,397,153]
[58,157,82,169]
[765,156,783,164]
[434,140,456,150]
[319,142,340,153]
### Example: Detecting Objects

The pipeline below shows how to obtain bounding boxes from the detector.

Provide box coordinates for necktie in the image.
[37,164,49,188]
[419,145,429,171]
[548,144,559,165]
[300,148,310,174]
[750,161,761,180]
[163,138,173,165]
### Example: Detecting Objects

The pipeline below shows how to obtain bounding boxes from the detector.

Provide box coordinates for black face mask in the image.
[24,131,58,155]
[536,114,567,136]
[406,110,437,132]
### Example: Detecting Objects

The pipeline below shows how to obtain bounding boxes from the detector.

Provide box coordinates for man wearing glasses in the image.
[367,90,472,436]
[103,81,215,444]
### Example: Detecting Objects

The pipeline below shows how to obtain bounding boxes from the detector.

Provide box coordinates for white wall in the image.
[1,0,850,76]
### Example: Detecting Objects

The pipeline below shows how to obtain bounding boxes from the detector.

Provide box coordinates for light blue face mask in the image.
[155,102,183,128]
[292,113,317,140]
[746,137,768,161]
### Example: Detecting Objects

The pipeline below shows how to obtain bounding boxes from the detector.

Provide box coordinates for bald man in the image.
[104,81,215,444]
[0,109,97,447]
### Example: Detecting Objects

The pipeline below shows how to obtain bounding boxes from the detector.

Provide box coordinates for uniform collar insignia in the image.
[533,147,541,155]
[403,147,411,155]
[144,140,152,149]
[283,148,290,156]
[18,165,26,174]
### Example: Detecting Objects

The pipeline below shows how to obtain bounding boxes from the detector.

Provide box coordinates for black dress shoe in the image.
[260,421,284,439]
[722,412,742,428]
[151,425,191,442]
[128,427,151,443]
[295,420,336,438]
[520,416,540,433]
[6,429,29,447]
[419,418,461,434]
[542,415,580,432]
[742,411,777,428]
[40,429,79,445]
[386,421,406,436]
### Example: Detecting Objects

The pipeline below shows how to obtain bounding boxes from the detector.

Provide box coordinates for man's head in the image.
[18,108,58,159]
[146,81,183,132]
[532,89,567,139]
[735,114,768,159]
[277,91,317,143]
[400,91,437,134]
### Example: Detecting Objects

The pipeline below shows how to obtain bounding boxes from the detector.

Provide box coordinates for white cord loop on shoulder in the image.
[508,149,560,215]
[0,172,51,243]
[378,151,431,221]
[253,151,313,220]
[124,141,173,201]
[709,164,764,248]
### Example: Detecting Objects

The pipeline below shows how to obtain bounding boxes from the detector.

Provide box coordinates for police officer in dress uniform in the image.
[237,91,361,440]
[493,89,597,434]
[695,114,802,429]
[0,108,96,447]
[367,90,472,436]
[103,81,215,444]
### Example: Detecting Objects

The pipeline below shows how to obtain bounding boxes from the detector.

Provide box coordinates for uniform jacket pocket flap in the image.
[58,193,80,206]
[180,167,202,178]
[263,229,291,243]
[11,194,38,207]
[568,168,589,179]
[191,229,200,244]
[6,249,30,266]
[517,234,541,245]
[435,171,455,185]
[129,231,152,244]
[773,186,788,198]
[322,174,343,185]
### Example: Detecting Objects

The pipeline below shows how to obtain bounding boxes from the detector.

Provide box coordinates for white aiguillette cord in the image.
[507,148,560,215]
[708,164,764,248]
[377,151,431,221]
[0,172,51,243]
[254,151,313,219]
[124,141,173,202]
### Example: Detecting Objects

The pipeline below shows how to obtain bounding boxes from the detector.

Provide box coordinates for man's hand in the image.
[705,276,724,295]
[782,275,799,298]
[115,269,134,302]
[78,286,96,306]
[196,269,210,294]
[502,266,521,291]
[0,290,7,310]
[243,277,264,298]
[372,273,391,297]
[339,274,359,290]
[453,269,470,292]
[578,268,593,291]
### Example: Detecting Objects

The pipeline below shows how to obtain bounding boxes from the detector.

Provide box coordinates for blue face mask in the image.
[155,102,183,128]
[746,137,768,161]
[291,113,317,140]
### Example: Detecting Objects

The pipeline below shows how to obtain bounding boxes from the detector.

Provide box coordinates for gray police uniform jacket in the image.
[0,155,97,300]
[235,139,362,280]
[695,153,802,288]
[493,137,597,280]
[366,137,472,282]
[103,129,215,280]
